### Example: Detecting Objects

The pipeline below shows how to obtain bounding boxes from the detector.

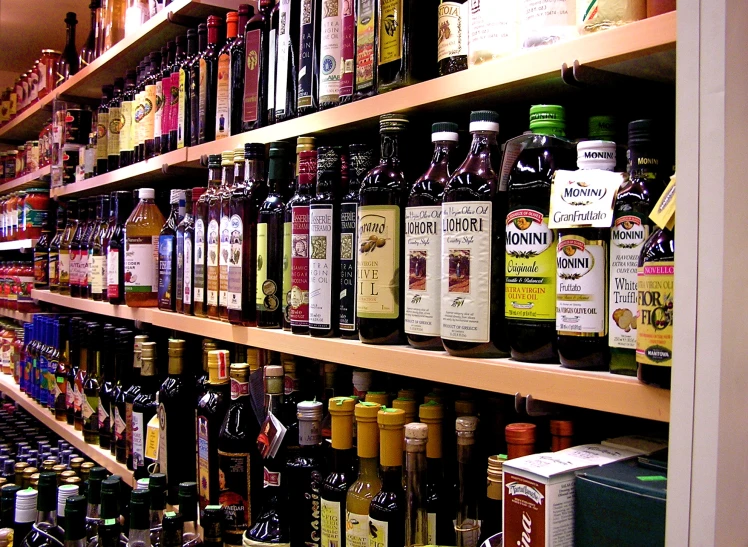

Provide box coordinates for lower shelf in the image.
[31,290,671,422]
[0,308,35,323]
[0,374,135,486]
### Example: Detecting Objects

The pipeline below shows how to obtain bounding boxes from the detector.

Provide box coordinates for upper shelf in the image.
[31,289,671,422]
[0,165,51,195]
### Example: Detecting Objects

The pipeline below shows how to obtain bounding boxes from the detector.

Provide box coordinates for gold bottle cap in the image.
[168,338,186,356]
[70,457,84,470]
[233,146,244,164]
[487,454,506,479]
[246,348,259,370]
[392,397,417,421]
[22,467,38,477]
[423,392,444,405]
[378,408,405,467]
[397,388,417,400]
[329,397,356,450]
[229,362,249,381]
[141,341,157,360]
[52,465,66,474]
[378,407,406,427]
[29,473,40,488]
[221,150,234,167]
[14,463,28,473]
[64,476,81,485]
[355,401,381,420]
[365,391,389,406]
[80,462,94,479]
[42,459,57,470]
[60,471,76,479]
[419,400,444,421]
[207,350,230,384]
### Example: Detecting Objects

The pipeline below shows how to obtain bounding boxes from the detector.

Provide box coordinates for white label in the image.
[309,205,334,329]
[91,254,106,295]
[346,511,369,547]
[404,206,442,336]
[107,249,119,290]
[125,236,159,292]
[207,219,219,306]
[219,214,231,307]
[549,169,625,229]
[183,237,193,305]
[59,252,70,284]
[114,407,126,439]
[98,397,109,429]
[556,235,606,335]
[437,2,469,62]
[82,396,95,420]
[132,411,145,468]
[609,214,646,349]
[319,0,342,101]
[520,0,576,47]
[195,219,205,303]
[227,214,244,311]
[321,499,342,547]
[428,513,436,545]
[469,0,519,66]
[441,201,492,343]
[275,0,292,116]
[368,517,388,547]
[268,29,277,111]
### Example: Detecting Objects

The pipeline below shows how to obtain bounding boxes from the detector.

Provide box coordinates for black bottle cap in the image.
[176,35,187,47]
[379,113,408,132]
[162,511,184,537]
[628,119,655,146]
[269,141,290,157]
[129,489,150,530]
[37,472,58,512]
[208,154,222,167]
[148,473,167,510]
[187,28,197,37]
[244,142,265,158]
[64,495,87,541]
[432,121,459,134]
[197,23,207,33]
[470,110,499,124]
[65,12,78,25]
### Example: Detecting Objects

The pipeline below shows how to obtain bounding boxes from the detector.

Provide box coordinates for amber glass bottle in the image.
[181,188,205,316]
[405,122,459,350]
[125,188,166,307]
[358,114,409,344]
[195,156,221,317]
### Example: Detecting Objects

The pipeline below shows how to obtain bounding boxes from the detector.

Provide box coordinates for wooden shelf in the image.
[0,308,35,323]
[0,239,38,252]
[0,165,51,195]
[32,290,671,422]
[0,374,135,486]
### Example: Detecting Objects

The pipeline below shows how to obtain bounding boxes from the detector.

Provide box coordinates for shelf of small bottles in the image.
[0,373,135,485]
[31,290,671,423]
[0,165,51,195]
[0,239,38,252]
[0,308,35,323]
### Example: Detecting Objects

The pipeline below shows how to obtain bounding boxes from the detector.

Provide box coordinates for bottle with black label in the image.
[297,0,320,116]
[437,0,468,75]
[505,105,576,362]
[274,0,299,122]
[229,6,252,135]
[198,16,222,144]
[309,147,341,337]
[405,122,458,350]
[556,140,616,370]
[441,111,507,357]
[242,0,272,131]
[358,114,409,344]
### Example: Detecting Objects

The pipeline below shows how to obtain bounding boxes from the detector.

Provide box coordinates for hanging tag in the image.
[649,174,676,230]
[499,134,534,192]
[549,169,626,229]
[145,414,160,461]
[249,367,265,426]
[256,412,287,459]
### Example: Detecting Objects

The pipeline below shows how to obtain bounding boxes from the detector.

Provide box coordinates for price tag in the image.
[549,169,626,229]
[145,414,160,461]
[649,174,676,230]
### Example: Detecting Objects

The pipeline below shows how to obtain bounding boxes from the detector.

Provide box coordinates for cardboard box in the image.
[502,444,641,547]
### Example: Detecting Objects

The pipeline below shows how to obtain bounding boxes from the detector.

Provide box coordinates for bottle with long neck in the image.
[107,78,124,172]
[57,12,80,86]
[178,482,202,547]
[353,0,377,100]
[320,397,356,547]
[107,191,133,305]
[58,200,79,296]
[368,408,406,547]
[119,70,136,167]
[182,188,204,315]
[69,198,89,298]
[97,326,116,449]
[96,86,112,176]
[358,114,409,344]
[149,473,167,547]
[125,334,146,470]
[177,30,196,150]
[296,0,319,117]
[80,0,99,67]
[345,402,381,547]
[229,5,251,135]
[128,490,151,547]
[160,41,176,154]
[158,190,185,311]
[256,142,290,328]
[289,149,316,334]
[242,0,272,131]
[406,122,459,349]
[85,467,106,541]
[219,152,236,321]
[274,0,298,122]
[419,401,449,544]
[73,322,90,431]
[175,189,193,313]
[198,16,222,144]
[82,322,101,444]
[111,328,133,461]
[318,0,342,110]
[215,12,238,141]
[189,25,207,147]
[153,45,167,155]
[53,318,70,421]
[49,204,67,293]
[132,341,158,479]
[65,319,81,426]
[195,157,221,317]
[91,195,112,301]
[143,51,161,160]
[206,158,227,320]
[405,423,428,547]
[81,198,98,299]
[34,212,53,290]
[63,495,87,547]
[454,416,480,547]
[169,36,186,152]
[22,472,63,547]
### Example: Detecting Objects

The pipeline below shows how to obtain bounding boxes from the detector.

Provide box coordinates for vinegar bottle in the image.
[125,188,165,307]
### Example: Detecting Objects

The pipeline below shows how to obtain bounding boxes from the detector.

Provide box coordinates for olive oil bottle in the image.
[290,150,317,334]
[505,105,576,362]
[195,156,222,317]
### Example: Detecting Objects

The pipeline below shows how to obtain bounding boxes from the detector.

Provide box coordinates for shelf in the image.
[32,290,671,422]
[0,165,51,195]
[0,308,35,323]
[0,374,135,486]
[0,239,38,252]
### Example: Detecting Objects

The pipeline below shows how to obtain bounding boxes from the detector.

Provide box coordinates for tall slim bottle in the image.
[505,105,576,362]
[125,334,146,470]
[266,0,278,125]
[64,495,87,547]
[82,323,102,444]
[182,188,205,316]
[198,15,222,144]
[169,36,186,151]
[56,13,80,85]
[353,0,376,100]
[132,341,158,479]
[189,25,207,147]
[80,198,97,299]
[160,41,176,154]
[53,318,71,422]
[125,188,166,307]
[97,326,116,450]
[91,195,111,301]
[178,483,202,547]
[230,5,252,135]
[290,150,316,334]
[206,159,225,320]
[34,211,53,290]
[128,490,151,547]
[158,190,185,312]
[358,114,408,344]
[107,191,133,305]
[58,200,79,296]
[143,51,161,160]
[49,204,67,293]
[419,401,449,545]
[405,423,428,547]
[195,157,221,317]
[69,198,89,298]
[119,70,136,167]
[215,13,238,141]
[318,0,342,109]
[339,0,355,103]
[405,122,458,349]
[65,319,81,426]
[107,78,123,172]
[149,474,166,547]
[219,152,236,322]
[454,417,480,547]
[175,188,192,313]
[242,0,272,131]
[112,328,133,461]
[274,0,298,122]
[297,0,320,116]
[73,322,91,431]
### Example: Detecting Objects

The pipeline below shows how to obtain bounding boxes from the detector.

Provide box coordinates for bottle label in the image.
[355,0,376,91]
[505,208,556,321]
[197,414,211,507]
[215,53,231,139]
[283,221,292,322]
[469,1,517,66]
[158,234,175,308]
[219,213,231,308]
[34,251,49,285]
[133,92,143,146]
[227,214,244,311]
[98,396,109,430]
[143,84,156,141]
[556,235,606,335]
[125,235,159,293]
[379,0,404,65]
[120,101,132,152]
[107,248,120,298]
[59,251,70,285]
[357,205,400,319]
[132,411,145,468]
[189,65,200,145]
[427,513,436,545]
[217,451,251,536]
[49,251,59,286]
[17,274,33,303]
[243,29,262,123]
[91,254,106,296]
[114,406,126,441]
[405,205,441,337]
[207,219,220,306]
[79,248,89,288]
[161,77,171,138]
[609,213,647,349]
[437,2,469,62]
[340,0,355,97]
[195,218,206,303]
[298,0,316,108]
[177,69,187,148]
[256,222,269,308]
[66,380,75,410]
[108,106,122,157]
[170,71,180,135]
[154,80,163,138]
[321,499,342,547]
[177,232,185,302]
[309,204,334,329]
[268,29,277,112]
[368,517,388,547]
[319,0,342,103]
[184,236,193,306]
[198,59,208,141]
[636,261,674,367]
[70,249,81,287]
[275,0,292,117]
[290,205,310,326]
[126,402,134,460]
[82,394,97,420]
[96,112,109,160]
[340,202,358,331]
[520,0,575,47]
[346,511,369,547]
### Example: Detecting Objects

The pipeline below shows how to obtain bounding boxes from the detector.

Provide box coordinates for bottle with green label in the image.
[505,105,576,362]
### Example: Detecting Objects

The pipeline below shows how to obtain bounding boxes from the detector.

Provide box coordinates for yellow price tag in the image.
[145,414,160,461]
[650,174,676,230]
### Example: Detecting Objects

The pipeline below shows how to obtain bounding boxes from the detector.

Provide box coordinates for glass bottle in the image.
[53,318,71,422]
[73,323,90,432]
[198,15,222,144]
[345,401,381,547]
[160,42,176,155]
[267,0,279,125]
[158,190,185,312]
[556,141,616,369]
[274,0,298,122]
[160,512,182,547]
[296,0,320,117]
[63,496,88,547]
[230,6,252,135]
[202,506,223,547]
[368,408,406,547]
[65,318,82,426]
[195,157,221,317]
[478,456,504,543]
[405,423,428,547]
[81,198,98,299]
[149,474,166,547]
[610,120,666,375]
[178,483,202,547]
[168,37,185,152]
[107,191,133,305]
[242,0,272,131]
[505,105,576,362]
[437,0,468,75]
[290,150,316,334]
[56,13,80,86]
[69,198,89,298]
[189,24,207,147]
[206,159,225,319]
[406,122,459,349]
[214,13,239,141]
[82,322,101,444]
[318,0,342,109]
[21,472,63,547]
[227,144,268,326]
[358,114,409,344]
[105,0,126,50]
[33,213,53,290]
[181,189,204,316]
[339,0,355,103]
[454,417,480,547]
[144,51,161,160]
[97,326,116,450]
[132,341,158,479]
[96,86,112,176]
[176,30,194,150]
[49,204,67,293]
[107,78,124,171]
[218,152,236,321]
[128,490,151,547]
[112,329,133,462]
[217,363,261,544]
[118,70,136,167]
[97,515,121,547]
[85,468,106,541]
[158,339,194,504]
[91,195,112,301]
[353,0,377,100]
[256,142,290,328]
[175,189,192,313]
[196,350,230,510]
[125,188,166,307]
[419,401,449,545]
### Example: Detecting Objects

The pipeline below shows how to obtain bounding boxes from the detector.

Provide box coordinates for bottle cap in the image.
[221,150,234,167]
[377,407,405,427]
[244,142,265,158]
[456,416,479,433]
[57,484,79,516]
[297,401,323,421]
[588,115,617,140]
[549,419,574,437]
[140,341,156,361]
[230,146,244,164]
[419,401,444,421]
[149,473,167,509]
[469,110,499,133]
[64,495,87,541]
[392,398,417,421]
[397,388,417,400]
[168,338,186,358]
[296,136,316,148]
[351,370,372,392]
[138,188,155,200]
[14,488,37,523]
[37,471,57,511]
[432,121,459,142]
[264,364,283,377]
[505,423,537,444]
[207,14,222,27]
[178,482,198,521]
[207,350,229,383]
[628,119,654,146]
[577,140,616,171]
[487,454,507,479]
[229,362,249,382]
[380,113,409,132]
[354,401,381,421]
[269,141,290,157]
[130,488,150,529]
[365,391,389,406]
[529,105,566,136]
[328,396,355,414]
[317,146,340,174]
[169,189,186,204]
[208,154,222,168]
[454,399,476,416]
[405,422,428,440]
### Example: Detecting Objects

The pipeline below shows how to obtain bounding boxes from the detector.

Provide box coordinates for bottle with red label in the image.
[17,261,35,312]
[198,15,223,144]
[69,197,89,298]
[214,11,239,141]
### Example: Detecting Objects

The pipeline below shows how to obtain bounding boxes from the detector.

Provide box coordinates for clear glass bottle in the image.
[125,188,165,307]
[182,189,204,316]
[20,472,63,547]
[454,417,480,547]
[419,401,449,545]
[175,189,192,313]
[178,482,202,547]
[405,423,428,547]
[58,199,79,296]
[91,195,112,301]
[127,489,151,547]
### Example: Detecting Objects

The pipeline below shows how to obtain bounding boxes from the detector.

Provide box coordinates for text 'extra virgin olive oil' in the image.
[556,141,616,370]
[610,120,667,375]
[505,105,576,362]
[405,122,459,350]
[358,114,409,345]
[441,111,508,357]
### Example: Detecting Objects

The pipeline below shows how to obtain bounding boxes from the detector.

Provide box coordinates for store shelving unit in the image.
[0,374,135,485]
[0,308,35,322]
[0,239,38,252]
[0,165,51,194]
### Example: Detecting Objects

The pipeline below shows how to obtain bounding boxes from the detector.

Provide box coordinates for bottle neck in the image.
[332,445,353,474]
[36,508,57,526]
[431,140,456,166]
[380,465,403,489]
[168,355,183,376]
[198,33,207,53]
[357,455,379,478]
[245,157,266,184]
[66,25,76,49]
[268,158,288,194]
[207,26,219,46]
[628,143,661,176]
[379,131,403,165]
[187,37,197,57]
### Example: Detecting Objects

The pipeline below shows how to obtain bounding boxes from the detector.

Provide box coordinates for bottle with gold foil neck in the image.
[405,423,428,547]
[392,398,417,425]
[364,391,389,407]
[131,342,159,479]
[479,455,506,543]
[420,401,449,545]
[345,402,381,547]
